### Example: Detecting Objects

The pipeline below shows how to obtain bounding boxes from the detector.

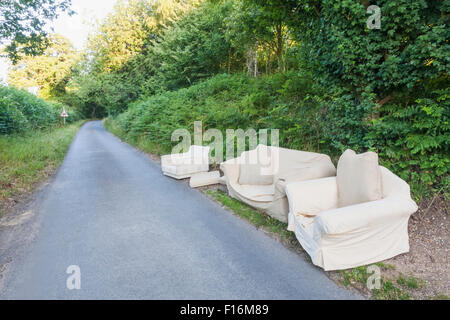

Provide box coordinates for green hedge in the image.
[0,85,81,135]
[112,72,448,200]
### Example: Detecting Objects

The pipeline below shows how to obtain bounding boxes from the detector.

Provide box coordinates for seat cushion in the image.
[162,161,208,177]
[235,184,275,202]
[336,149,382,208]
[189,171,221,188]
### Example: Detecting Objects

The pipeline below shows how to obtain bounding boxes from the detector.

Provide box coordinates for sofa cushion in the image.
[235,184,275,202]
[239,164,274,185]
[336,149,382,208]
[238,145,275,185]
[189,171,220,188]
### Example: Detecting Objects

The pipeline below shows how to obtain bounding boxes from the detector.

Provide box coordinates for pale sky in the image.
[0,0,118,84]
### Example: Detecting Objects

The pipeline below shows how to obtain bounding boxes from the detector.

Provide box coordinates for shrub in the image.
[366,81,449,199]
[0,85,79,135]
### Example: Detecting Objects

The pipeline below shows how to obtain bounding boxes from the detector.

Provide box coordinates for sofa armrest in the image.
[220,159,240,185]
[285,177,338,217]
[314,196,418,237]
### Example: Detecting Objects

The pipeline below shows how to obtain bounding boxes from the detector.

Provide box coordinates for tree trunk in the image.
[246,44,258,77]
[276,23,284,72]
[228,49,231,73]
[254,46,258,77]
[246,49,253,75]
[378,95,392,107]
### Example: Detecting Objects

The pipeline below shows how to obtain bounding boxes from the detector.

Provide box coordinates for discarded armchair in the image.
[161,145,210,179]
[285,149,418,271]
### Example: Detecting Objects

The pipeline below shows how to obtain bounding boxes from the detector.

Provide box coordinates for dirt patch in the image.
[0,177,50,289]
[0,165,54,217]
[380,195,449,299]
[144,152,161,163]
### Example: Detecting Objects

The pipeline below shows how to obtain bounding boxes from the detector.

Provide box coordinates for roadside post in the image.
[61,108,69,125]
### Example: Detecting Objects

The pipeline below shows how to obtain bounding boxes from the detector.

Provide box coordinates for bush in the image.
[114,72,322,154]
[0,85,79,135]
[366,80,449,199]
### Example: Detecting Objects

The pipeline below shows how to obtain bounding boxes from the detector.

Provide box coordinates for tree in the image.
[225,0,297,75]
[0,0,73,64]
[285,0,448,106]
[144,0,235,91]
[7,34,79,99]
[68,0,202,115]
[86,0,199,73]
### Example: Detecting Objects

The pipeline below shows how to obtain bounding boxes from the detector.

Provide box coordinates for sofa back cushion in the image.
[238,146,275,185]
[239,164,274,185]
[337,149,382,207]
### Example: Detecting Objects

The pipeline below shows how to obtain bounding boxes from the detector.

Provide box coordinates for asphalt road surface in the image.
[0,121,360,299]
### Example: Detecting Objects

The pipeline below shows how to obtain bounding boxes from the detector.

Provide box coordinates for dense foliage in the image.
[68,0,229,117]
[288,0,448,98]
[0,85,81,134]
[8,34,80,100]
[0,0,73,63]
[111,72,323,153]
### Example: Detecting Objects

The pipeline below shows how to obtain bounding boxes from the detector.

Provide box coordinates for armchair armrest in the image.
[285,177,338,217]
[314,196,418,237]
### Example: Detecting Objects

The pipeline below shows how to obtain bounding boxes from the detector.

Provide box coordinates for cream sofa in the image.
[286,165,418,271]
[220,145,337,223]
[161,145,210,179]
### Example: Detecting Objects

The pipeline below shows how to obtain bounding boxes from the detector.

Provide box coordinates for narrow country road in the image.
[0,121,360,299]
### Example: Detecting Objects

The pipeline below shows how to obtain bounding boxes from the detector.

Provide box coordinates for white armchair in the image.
[161,145,210,179]
[286,166,418,271]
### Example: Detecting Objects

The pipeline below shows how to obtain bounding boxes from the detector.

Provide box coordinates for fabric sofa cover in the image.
[285,166,418,271]
[220,144,336,222]
[161,145,210,179]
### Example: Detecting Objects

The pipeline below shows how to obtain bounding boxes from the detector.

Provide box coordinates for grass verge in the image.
[205,189,296,244]
[103,117,167,157]
[0,121,84,215]
[336,263,419,300]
